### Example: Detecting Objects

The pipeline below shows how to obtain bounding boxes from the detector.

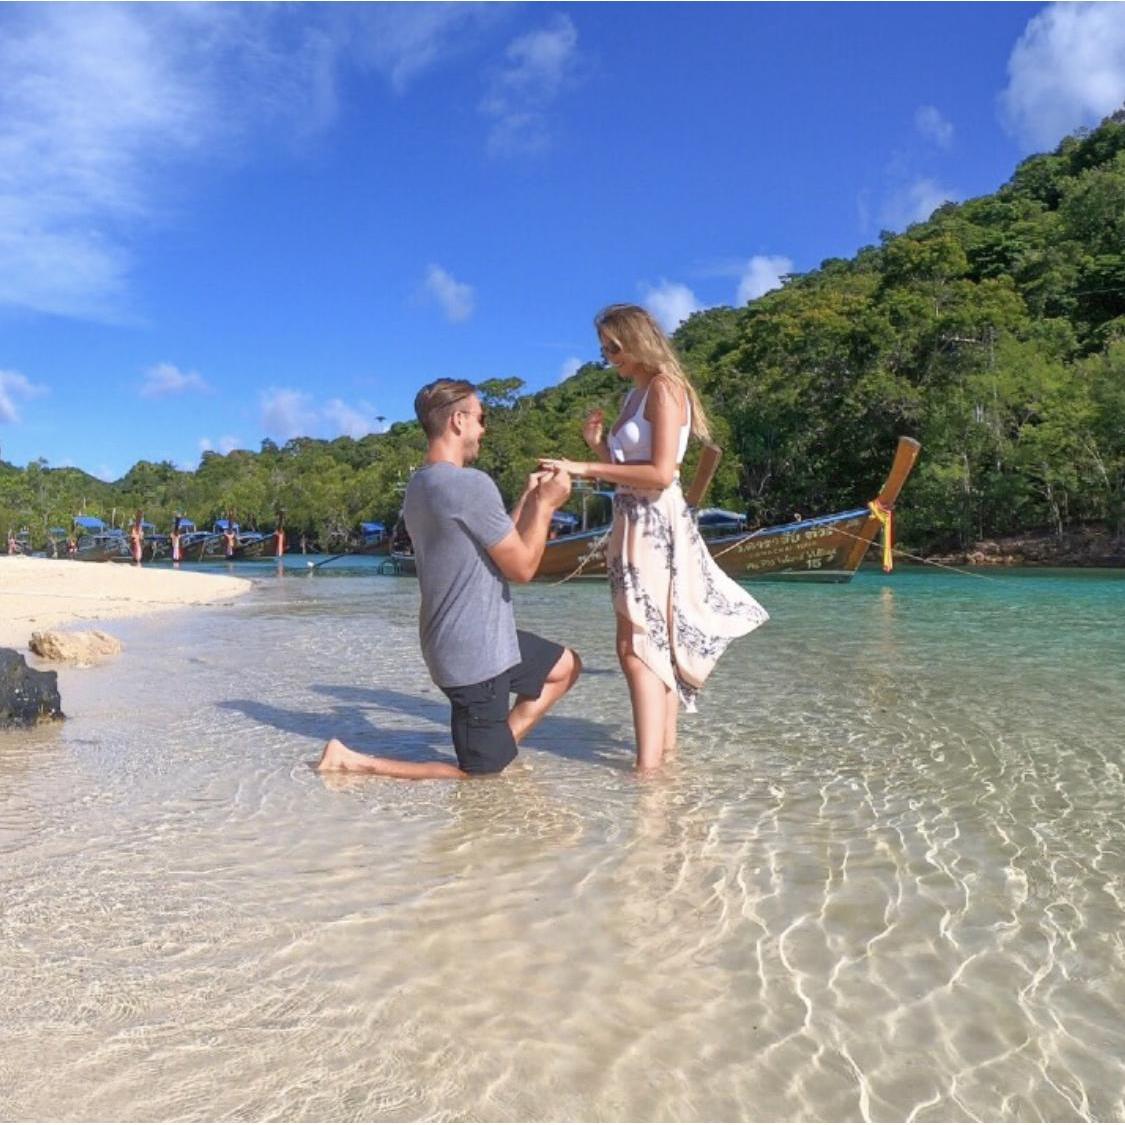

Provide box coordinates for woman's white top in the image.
[607,383,691,464]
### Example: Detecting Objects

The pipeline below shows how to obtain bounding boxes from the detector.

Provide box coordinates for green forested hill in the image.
[3,112,1123,551]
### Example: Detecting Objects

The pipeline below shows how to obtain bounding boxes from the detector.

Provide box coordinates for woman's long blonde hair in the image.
[594,303,712,443]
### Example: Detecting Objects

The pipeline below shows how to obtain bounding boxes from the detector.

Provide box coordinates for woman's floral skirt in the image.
[607,479,769,712]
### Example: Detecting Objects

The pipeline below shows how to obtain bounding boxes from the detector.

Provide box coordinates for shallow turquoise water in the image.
[1,565,1123,1121]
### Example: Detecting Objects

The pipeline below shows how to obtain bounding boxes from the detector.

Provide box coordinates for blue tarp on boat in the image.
[73,516,106,531]
[360,522,386,535]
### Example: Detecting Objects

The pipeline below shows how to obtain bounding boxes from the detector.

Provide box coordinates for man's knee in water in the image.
[556,646,582,688]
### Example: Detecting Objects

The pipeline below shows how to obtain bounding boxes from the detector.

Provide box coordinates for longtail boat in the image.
[67,516,128,562]
[703,436,921,582]
[533,436,921,582]
[388,516,417,575]
[355,521,391,555]
[74,532,129,562]
[178,532,223,562]
[233,530,283,559]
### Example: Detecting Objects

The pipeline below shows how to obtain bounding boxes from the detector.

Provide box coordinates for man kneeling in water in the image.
[319,379,581,779]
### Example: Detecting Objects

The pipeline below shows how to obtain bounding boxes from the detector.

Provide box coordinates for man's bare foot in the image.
[317,737,380,773]
[316,738,468,781]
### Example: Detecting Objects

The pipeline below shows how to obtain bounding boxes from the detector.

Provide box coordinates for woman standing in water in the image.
[540,304,769,771]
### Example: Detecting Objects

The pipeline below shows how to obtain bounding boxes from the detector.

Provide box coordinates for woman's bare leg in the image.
[663,689,679,756]
[317,738,467,780]
[616,613,667,771]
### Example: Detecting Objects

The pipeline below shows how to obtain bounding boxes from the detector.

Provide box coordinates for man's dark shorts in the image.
[440,630,565,776]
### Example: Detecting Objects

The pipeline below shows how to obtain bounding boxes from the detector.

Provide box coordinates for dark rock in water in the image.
[0,648,65,728]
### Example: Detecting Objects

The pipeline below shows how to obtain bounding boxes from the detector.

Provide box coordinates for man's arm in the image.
[489,468,571,583]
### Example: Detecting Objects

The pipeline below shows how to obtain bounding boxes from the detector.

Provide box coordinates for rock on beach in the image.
[0,648,64,728]
[29,629,123,665]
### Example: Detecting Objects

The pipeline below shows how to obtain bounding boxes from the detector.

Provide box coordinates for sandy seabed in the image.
[0,555,252,649]
[1,568,1124,1119]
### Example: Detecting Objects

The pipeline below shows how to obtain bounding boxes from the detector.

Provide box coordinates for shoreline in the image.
[0,555,253,651]
[913,526,1125,569]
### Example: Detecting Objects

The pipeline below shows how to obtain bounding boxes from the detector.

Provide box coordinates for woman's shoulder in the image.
[644,373,686,417]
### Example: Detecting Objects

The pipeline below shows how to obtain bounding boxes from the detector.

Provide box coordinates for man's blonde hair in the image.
[414,379,477,439]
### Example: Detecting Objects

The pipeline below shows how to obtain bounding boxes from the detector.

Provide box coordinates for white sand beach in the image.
[0,555,252,649]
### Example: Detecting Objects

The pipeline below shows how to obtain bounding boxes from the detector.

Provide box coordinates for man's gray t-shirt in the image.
[403,461,520,688]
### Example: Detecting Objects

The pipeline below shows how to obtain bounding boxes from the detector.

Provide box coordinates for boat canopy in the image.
[73,516,106,531]
[360,521,386,535]
[551,512,580,529]
[213,519,240,531]
[697,508,746,525]
[173,519,197,532]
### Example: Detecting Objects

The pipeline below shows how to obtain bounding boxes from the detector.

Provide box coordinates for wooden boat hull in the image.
[705,508,876,582]
[73,532,129,562]
[74,545,126,562]
[706,437,921,582]
[177,534,223,562]
[355,538,391,556]
[534,528,611,579]
[388,551,417,576]
[234,532,282,559]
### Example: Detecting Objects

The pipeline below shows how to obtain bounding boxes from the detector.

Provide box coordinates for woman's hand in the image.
[538,457,588,478]
[582,409,605,451]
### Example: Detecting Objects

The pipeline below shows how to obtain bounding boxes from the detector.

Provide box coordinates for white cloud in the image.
[349,5,505,95]
[261,388,317,442]
[322,398,384,439]
[915,105,954,149]
[1002,2,1125,151]
[481,14,579,155]
[880,178,959,230]
[198,435,242,455]
[0,5,503,321]
[559,356,583,382]
[641,281,702,333]
[0,368,48,424]
[737,255,793,305]
[424,264,475,323]
[258,388,385,442]
[140,361,210,398]
[0,6,230,320]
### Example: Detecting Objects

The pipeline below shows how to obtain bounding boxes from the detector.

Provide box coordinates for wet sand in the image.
[0,555,251,649]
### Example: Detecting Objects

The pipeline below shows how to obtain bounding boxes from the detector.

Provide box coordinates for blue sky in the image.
[2,2,1124,480]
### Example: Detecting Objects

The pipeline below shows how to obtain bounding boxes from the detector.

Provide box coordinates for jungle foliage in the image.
[3,112,1124,551]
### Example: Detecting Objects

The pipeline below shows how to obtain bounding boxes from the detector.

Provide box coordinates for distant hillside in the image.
[3,111,1123,551]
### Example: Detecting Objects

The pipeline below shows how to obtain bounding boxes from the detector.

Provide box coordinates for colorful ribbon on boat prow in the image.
[868,499,894,572]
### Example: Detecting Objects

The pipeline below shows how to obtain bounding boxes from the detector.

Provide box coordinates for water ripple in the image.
[1,571,1123,1119]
